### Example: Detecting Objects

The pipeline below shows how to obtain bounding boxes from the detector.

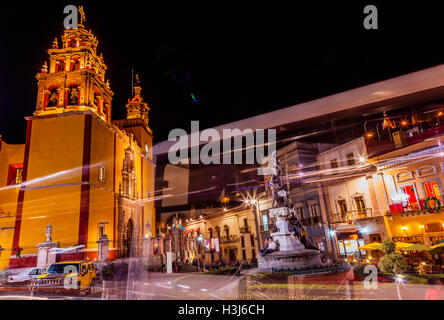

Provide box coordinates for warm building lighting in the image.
[359,156,367,163]
[401,226,408,231]
[400,118,409,127]
[420,225,424,229]
[365,131,374,138]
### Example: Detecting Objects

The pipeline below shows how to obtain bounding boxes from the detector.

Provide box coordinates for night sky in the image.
[2,1,444,144]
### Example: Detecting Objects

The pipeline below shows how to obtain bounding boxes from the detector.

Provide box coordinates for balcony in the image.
[331,208,374,223]
[239,226,251,233]
[389,197,444,216]
[219,235,239,243]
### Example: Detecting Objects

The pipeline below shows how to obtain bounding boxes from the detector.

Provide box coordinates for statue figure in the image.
[48,91,58,107]
[268,151,290,208]
[45,223,53,242]
[69,87,78,105]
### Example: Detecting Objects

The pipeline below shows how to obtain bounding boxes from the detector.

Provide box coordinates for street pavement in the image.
[0,269,443,300]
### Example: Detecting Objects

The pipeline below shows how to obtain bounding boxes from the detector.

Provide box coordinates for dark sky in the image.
[2,1,444,144]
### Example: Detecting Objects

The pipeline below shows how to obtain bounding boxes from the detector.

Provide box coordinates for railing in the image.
[239,226,251,233]
[389,196,444,214]
[219,235,239,243]
[331,208,373,223]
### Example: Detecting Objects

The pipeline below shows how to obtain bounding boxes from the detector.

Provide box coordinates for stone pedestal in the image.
[97,235,110,262]
[142,236,153,257]
[36,242,59,268]
[269,207,305,251]
[258,206,321,273]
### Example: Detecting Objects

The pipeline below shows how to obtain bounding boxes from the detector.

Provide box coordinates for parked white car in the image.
[7,268,45,285]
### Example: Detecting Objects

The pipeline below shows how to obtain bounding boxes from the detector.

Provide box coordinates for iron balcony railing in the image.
[331,208,373,223]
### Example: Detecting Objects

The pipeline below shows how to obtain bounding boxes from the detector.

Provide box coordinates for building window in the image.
[14,168,23,184]
[346,153,355,166]
[98,166,106,183]
[400,185,420,211]
[330,159,338,169]
[242,249,247,260]
[243,218,248,227]
[208,228,213,239]
[423,180,441,198]
[354,196,366,212]
[7,164,23,185]
[309,204,319,217]
[224,225,229,238]
[252,249,256,259]
[425,223,444,233]
[240,236,245,247]
[337,199,348,213]
[250,234,255,248]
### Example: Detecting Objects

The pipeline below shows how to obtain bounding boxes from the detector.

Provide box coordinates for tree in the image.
[378,239,408,300]
[378,239,408,274]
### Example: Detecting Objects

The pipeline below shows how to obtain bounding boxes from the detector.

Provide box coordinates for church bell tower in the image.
[34,7,113,123]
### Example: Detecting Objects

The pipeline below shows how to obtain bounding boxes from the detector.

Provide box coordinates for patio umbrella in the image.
[401,243,431,251]
[358,242,382,250]
[428,243,444,255]
[394,242,414,249]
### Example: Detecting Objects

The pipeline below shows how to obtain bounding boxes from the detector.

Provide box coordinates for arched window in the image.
[70,57,80,71]
[55,58,66,72]
[215,226,221,238]
[68,36,76,48]
[47,88,58,108]
[223,225,229,238]
[67,85,79,106]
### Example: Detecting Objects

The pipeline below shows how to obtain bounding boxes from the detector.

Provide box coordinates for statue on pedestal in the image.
[268,151,290,208]
[266,151,303,238]
[45,223,53,242]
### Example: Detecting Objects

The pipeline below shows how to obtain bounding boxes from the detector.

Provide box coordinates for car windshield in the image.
[46,263,79,274]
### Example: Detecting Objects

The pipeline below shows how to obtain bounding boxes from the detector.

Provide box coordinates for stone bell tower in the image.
[34,7,113,123]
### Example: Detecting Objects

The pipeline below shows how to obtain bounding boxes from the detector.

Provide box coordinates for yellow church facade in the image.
[0,15,155,269]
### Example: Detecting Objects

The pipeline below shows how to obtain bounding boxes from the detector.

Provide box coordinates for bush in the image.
[353,263,368,278]
[378,239,407,274]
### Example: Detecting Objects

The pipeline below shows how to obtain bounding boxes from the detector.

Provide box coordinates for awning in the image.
[358,242,382,250]
[402,243,431,251]
[429,243,444,255]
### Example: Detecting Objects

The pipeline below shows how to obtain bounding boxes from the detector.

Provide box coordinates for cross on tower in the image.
[78,6,86,26]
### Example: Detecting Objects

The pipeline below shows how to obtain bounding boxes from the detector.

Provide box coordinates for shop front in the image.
[334,230,366,260]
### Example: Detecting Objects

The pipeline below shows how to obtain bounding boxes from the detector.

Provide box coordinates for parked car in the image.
[29,261,96,295]
[7,268,45,285]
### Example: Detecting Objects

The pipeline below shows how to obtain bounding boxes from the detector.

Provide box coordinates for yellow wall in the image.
[0,142,24,269]
[19,114,85,256]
